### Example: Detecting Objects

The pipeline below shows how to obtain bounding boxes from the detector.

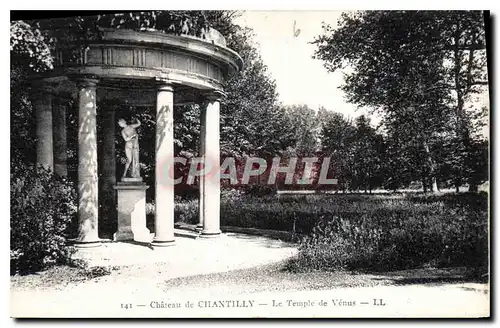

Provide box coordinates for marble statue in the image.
[118,118,141,180]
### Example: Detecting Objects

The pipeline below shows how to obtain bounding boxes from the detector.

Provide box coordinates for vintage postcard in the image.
[10,9,490,318]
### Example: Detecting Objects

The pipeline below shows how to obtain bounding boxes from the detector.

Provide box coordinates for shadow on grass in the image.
[224,231,298,249]
[368,267,489,286]
[373,276,487,285]
[120,240,154,250]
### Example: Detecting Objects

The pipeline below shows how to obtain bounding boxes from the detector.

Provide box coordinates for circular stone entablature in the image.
[30,27,243,95]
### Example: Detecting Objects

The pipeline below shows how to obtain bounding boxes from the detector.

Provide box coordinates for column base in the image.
[114,228,151,243]
[133,229,153,243]
[199,230,222,238]
[121,177,143,183]
[113,229,134,242]
[73,240,102,248]
[151,239,176,247]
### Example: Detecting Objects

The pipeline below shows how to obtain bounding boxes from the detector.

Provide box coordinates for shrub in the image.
[98,196,117,238]
[243,184,277,197]
[175,199,199,224]
[287,194,488,272]
[11,163,77,274]
[145,198,200,229]
[145,201,155,215]
[221,187,244,201]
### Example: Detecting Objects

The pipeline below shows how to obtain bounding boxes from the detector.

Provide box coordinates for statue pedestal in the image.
[113,181,151,243]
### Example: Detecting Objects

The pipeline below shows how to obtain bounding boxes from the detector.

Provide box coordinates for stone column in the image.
[52,97,68,177]
[152,81,176,247]
[100,104,117,236]
[197,105,206,230]
[101,106,116,190]
[34,87,54,171]
[200,91,223,238]
[75,77,101,247]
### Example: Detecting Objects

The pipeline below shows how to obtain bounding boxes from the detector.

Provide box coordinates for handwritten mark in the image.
[293,20,301,37]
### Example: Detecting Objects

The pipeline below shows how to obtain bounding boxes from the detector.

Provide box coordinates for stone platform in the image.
[113,181,150,242]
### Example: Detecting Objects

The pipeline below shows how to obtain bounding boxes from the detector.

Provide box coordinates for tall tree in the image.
[11,20,54,165]
[350,115,385,193]
[318,108,356,192]
[282,104,319,156]
[205,11,293,157]
[313,10,488,192]
[439,11,489,191]
[440,11,488,141]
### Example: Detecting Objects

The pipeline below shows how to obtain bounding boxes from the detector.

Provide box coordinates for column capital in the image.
[54,93,73,104]
[72,74,99,88]
[154,78,174,92]
[203,89,226,102]
[31,79,57,95]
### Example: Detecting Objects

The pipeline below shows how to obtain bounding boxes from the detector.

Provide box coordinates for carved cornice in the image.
[96,28,243,72]
[35,28,241,93]
[155,77,174,92]
[203,89,226,102]
[72,74,99,88]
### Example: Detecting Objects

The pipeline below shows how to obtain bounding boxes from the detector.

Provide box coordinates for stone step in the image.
[174,228,200,239]
[174,222,201,233]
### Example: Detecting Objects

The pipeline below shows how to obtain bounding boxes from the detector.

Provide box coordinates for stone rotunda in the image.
[30,28,243,247]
